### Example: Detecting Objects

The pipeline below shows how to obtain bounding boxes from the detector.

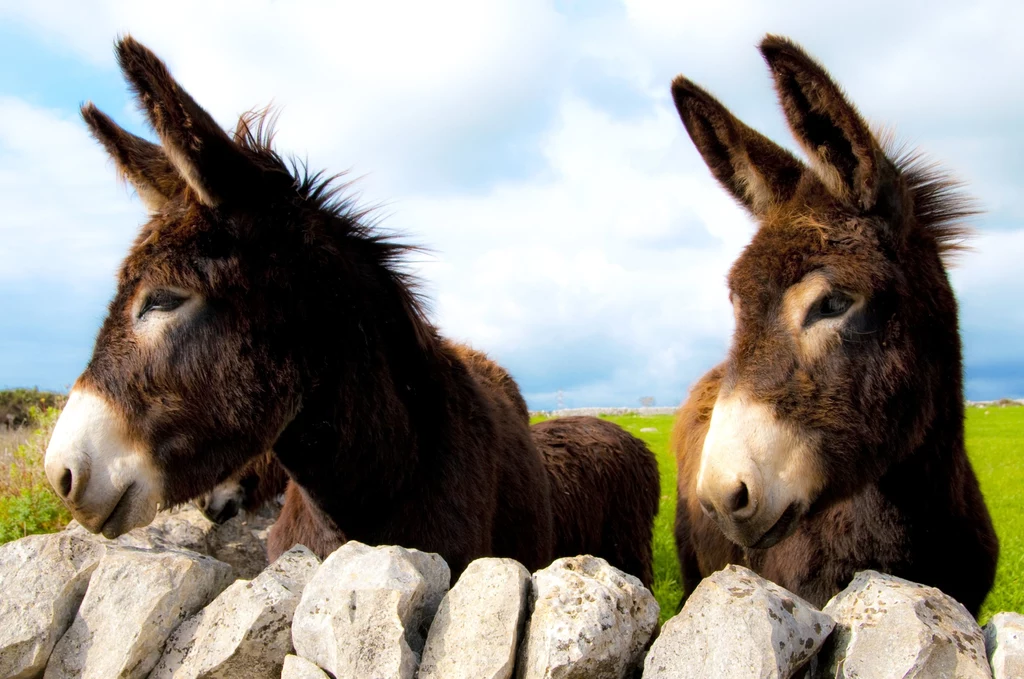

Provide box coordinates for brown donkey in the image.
[671,35,997,615]
[44,37,659,581]
[197,342,660,585]
[42,37,553,577]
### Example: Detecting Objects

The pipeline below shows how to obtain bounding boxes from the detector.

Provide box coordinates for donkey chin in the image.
[695,392,822,550]
[44,389,163,539]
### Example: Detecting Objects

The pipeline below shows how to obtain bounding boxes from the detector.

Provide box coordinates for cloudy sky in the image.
[1,1,1021,409]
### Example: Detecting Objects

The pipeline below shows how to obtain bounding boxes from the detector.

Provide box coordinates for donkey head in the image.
[44,38,330,537]
[674,36,971,549]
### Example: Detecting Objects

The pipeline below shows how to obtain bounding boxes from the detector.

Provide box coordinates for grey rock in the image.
[517,555,659,679]
[281,654,330,679]
[419,558,531,679]
[817,570,991,679]
[65,504,272,579]
[150,545,321,679]
[984,612,1024,679]
[291,541,450,679]
[644,565,833,679]
[43,546,233,679]
[0,533,105,679]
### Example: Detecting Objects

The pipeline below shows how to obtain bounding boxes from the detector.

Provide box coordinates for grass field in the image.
[1,403,1019,625]
[534,407,1024,624]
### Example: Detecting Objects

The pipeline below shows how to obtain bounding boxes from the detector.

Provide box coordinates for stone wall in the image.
[0,506,1020,678]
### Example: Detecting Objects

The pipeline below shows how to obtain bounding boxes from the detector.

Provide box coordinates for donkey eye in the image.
[804,291,854,327]
[138,290,188,319]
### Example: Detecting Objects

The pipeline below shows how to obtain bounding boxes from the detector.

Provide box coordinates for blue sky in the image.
[1,0,1022,409]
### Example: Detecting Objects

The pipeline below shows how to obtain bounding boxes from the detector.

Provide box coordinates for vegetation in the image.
[0,406,71,544]
[0,396,1018,624]
[0,388,65,428]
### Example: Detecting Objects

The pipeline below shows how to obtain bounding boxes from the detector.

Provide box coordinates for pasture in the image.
[2,402,1019,624]
[532,407,1024,624]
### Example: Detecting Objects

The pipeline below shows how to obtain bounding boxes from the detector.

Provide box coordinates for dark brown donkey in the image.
[671,35,998,615]
[197,342,661,585]
[44,37,659,581]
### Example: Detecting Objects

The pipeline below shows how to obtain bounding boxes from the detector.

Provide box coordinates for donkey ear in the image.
[759,35,890,211]
[672,76,804,216]
[114,36,258,208]
[81,102,185,212]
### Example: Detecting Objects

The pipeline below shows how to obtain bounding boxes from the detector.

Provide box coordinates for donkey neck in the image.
[270,253,458,531]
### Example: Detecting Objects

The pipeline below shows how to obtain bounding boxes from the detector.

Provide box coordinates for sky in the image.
[0,1,1021,410]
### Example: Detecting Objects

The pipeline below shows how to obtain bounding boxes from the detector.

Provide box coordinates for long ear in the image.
[760,35,892,211]
[114,35,258,207]
[81,102,184,212]
[672,76,804,216]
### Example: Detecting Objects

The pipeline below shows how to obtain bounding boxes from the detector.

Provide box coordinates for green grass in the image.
[0,407,71,545]
[966,404,1024,622]
[535,409,1024,624]
[2,403,1019,623]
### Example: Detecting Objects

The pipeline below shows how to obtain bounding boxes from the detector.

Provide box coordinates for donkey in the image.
[43,37,660,582]
[671,35,998,615]
[43,37,554,577]
[194,449,286,524]
[197,341,660,585]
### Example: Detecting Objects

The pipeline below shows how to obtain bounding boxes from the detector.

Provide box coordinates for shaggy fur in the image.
[671,35,997,614]
[209,344,660,585]
[77,37,554,577]
[76,38,659,581]
[535,417,660,585]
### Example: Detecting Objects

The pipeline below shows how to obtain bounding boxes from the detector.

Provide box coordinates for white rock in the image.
[150,545,321,679]
[43,546,233,679]
[65,504,271,579]
[817,570,991,679]
[986,612,1024,679]
[291,541,450,679]
[0,533,105,679]
[516,555,659,679]
[281,654,330,679]
[419,558,531,679]
[644,565,833,679]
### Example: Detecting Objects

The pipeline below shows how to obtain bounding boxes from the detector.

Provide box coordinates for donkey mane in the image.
[232,106,435,349]
[888,141,976,260]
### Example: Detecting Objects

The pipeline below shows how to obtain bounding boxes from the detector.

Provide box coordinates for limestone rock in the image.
[985,612,1024,679]
[291,541,450,679]
[281,654,331,679]
[516,555,659,679]
[0,533,105,679]
[645,565,833,679]
[817,570,991,679]
[419,558,531,679]
[65,504,271,579]
[150,545,321,679]
[43,545,233,679]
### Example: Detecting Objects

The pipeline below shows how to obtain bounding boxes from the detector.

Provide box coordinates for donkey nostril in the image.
[726,482,750,515]
[58,468,73,499]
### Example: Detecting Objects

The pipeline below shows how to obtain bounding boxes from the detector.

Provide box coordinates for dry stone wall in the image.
[0,506,1018,679]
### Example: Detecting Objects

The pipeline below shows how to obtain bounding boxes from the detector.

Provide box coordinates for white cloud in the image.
[2,0,1022,403]
[0,97,141,284]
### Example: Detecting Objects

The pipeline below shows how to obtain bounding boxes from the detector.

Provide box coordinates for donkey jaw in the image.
[696,391,822,549]
[44,389,163,537]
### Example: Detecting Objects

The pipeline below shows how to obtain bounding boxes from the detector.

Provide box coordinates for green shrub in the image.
[0,406,70,544]
[0,388,66,429]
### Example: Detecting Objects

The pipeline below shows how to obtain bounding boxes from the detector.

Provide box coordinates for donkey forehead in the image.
[728,220,886,302]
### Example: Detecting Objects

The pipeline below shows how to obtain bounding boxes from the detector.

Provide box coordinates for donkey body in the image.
[198,342,660,585]
[671,36,997,614]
